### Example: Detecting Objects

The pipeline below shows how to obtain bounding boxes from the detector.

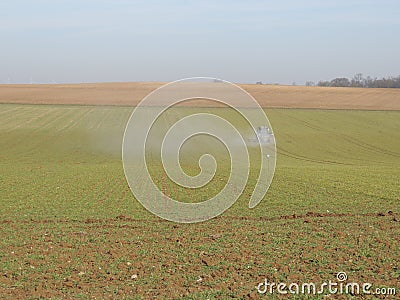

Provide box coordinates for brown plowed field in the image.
[0,82,399,110]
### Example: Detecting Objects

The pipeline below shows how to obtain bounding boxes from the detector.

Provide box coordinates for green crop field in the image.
[0,103,399,299]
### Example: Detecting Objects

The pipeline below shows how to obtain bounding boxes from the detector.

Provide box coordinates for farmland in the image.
[1,82,400,110]
[0,100,399,298]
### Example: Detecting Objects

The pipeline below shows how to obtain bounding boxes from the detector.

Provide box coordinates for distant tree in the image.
[312,74,400,88]
[317,80,330,87]
[351,73,364,87]
[364,76,375,88]
[256,81,263,85]
[330,77,350,87]
[305,81,315,86]
[394,76,400,88]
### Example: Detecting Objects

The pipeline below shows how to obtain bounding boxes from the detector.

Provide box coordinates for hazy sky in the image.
[1,0,399,84]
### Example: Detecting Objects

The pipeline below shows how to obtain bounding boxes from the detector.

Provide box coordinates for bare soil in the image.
[0,82,399,110]
[0,213,398,299]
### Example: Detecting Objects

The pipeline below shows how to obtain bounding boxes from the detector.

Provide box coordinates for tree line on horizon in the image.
[305,73,400,88]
